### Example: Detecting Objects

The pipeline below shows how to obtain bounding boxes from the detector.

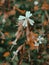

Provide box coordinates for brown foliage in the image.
[41,1,49,10]
[3,51,10,57]
[26,28,38,50]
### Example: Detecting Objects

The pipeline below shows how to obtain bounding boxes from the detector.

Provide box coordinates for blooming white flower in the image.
[18,11,34,28]
[34,36,44,47]
[37,36,44,44]
[34,36,44,51]
[34,1,39,5]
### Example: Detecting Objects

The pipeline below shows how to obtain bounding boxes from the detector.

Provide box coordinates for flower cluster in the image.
[35,35,44,46]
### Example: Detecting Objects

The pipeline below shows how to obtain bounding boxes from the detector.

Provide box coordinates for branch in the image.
[45,11,49,22]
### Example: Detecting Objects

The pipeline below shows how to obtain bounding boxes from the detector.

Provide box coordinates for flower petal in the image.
[26,11,32,18]
[34,1,39,5]
[12,41,17,45]
[39,41,42,44]
[18,15,25,20]
[22,20,28,27]
[35,43,39,46]
[12,42,16,45]
[41,37,44,40]
[13,51,16,55]
[34,41,39,46]
[29,19,34,25]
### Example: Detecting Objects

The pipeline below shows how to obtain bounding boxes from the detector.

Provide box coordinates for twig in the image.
[0,31,5,39]
[45,11,49,22]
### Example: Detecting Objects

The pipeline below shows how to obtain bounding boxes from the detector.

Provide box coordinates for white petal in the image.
[15,50,19,53]
[35,43,39,46]
[41,38,44,40]
[18,20,24,23]
[15,32,18,36]
[13,51,17,55]
[26,11,32,18]
[29,19,34,26]
[12,42,16,45]
[38,36,40,38]
[12,41,17,45]
[34,1,39,5]
[14,39,17,42]
[34,41,39,46]
[37,38,40,41]
[22,20,28,27]
[37,36,41,40]
[39,41,42,44]
[18,15,25,20]
[13,50,19,55]
[12,38,17,45]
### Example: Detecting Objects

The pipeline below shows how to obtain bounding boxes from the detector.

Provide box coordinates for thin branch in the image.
[45,11,49,22]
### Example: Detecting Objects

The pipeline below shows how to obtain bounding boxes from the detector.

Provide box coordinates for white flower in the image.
[18,11,34,27]
[37,36,44,44]
[2,18,6,24]
[34,36,44,46]
[34,1,39,5]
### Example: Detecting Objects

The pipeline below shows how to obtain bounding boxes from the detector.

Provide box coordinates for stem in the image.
[28,49,31,62]
[10,45,14,51]
[12,55,16,61]
[0,31,5,39]
[45,11,49,22]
